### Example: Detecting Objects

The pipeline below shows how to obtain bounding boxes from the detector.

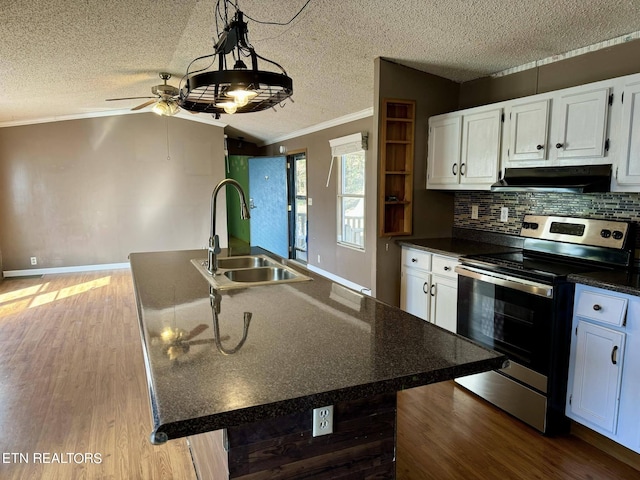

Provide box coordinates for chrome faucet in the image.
[207,178,250,275]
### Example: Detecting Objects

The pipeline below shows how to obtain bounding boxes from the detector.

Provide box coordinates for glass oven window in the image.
[458,276,553,375]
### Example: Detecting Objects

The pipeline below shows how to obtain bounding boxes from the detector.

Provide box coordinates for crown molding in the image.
[260,107,374,147]
[0,109,227,129]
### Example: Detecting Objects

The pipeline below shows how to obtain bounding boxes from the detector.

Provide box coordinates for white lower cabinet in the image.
[400,247,458,333]
[400,266,430,320]
[569,321,625,433]
[566,284,640,453]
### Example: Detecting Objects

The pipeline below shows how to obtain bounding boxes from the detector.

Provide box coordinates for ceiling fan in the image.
[106,72,181,116]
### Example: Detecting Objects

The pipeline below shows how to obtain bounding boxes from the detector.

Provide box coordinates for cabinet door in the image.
[427,115,461,187]
[616,79,640,185]
[429,275,457,333]
[400,267,430,321]
[507,99,550,164]
[553,86,610,160]
[569,321,625,434]
[460,108,502,186]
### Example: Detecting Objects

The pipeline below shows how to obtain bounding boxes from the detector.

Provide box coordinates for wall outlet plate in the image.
[471,205,479,220]
[312,405,334,437]
[30,257,37,265]
[500,207,509,222]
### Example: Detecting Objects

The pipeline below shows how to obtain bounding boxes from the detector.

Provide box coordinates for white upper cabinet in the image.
[427,115,462,186]
[505,98,551,165]
[501,80,614,170]
[553,85,611,162]
[427,105,502,190]
[614,74,640,186]
[460,108,502,186]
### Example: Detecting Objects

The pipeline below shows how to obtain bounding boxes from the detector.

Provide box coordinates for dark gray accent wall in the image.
[374,58,459,305]
[459,38,640,109]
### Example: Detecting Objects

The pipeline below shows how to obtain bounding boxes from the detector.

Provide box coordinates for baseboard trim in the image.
[3,262,130,277]
[305,264,371,295]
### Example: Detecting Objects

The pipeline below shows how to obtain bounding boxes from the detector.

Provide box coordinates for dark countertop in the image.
[397,237,519,258]
[568,270,640,296]
[130,249,506,442]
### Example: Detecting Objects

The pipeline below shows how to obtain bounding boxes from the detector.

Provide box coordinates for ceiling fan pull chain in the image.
[166,117,171,161]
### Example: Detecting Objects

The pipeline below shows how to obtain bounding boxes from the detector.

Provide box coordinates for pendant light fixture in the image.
[179,3,294,117]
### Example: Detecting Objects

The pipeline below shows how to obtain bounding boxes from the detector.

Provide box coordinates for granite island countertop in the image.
[130,249,506,443]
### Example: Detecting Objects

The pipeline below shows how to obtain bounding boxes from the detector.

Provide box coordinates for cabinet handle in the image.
[593,304,602,311]
[430,284,435,297]
[611,345,619,365]
[411,258,417,263]
[444,266,451,271]
[423,282,428,294]
[452,163,458,176]
[460,163,466,176]
[555,143,564,149]
[536,144,544,150]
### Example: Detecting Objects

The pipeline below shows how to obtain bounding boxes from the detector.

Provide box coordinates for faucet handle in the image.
[212,234,222,254]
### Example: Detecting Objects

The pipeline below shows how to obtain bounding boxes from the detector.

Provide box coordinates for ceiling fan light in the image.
[153,99,180,116]
[227,88,257,107]
[216,101,237,114]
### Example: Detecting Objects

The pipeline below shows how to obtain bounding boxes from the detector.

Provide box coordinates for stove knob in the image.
[612,230,624,240]
[522,222,530,229]
[601,229,612,238]
[530,222,539,230]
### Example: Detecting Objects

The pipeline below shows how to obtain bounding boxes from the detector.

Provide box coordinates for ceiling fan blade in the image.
[131,99,158,111]
[184,324,209,341]
[105,96,156,102]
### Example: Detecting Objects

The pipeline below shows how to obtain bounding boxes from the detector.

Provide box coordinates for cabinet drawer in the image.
[432,255,458,279]
[575,290,627,327]
[402,248,431,271]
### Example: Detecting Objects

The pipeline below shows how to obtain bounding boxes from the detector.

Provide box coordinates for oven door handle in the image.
[455,265,554,298]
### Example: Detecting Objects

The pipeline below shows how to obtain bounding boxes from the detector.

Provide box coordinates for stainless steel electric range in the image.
[455,215,634,435]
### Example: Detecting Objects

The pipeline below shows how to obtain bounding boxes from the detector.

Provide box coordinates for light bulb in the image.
[227,88,257,107]
[152,100,180,116]
[216,101,237,114]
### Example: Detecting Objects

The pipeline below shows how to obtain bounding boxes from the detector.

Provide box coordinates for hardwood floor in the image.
[0,270,638,479]
[0,271,196,480]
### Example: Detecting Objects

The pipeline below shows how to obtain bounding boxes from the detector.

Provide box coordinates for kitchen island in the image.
[130,249,506,479]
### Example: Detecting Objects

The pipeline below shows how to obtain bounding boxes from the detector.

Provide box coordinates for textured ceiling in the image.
[3,0,640,144]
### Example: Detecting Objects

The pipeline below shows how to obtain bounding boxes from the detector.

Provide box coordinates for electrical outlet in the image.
[471,205,479,220]
[317,254,321,263]
[312,405,334,437]
[30,257,37,265]
[500,207,509,222]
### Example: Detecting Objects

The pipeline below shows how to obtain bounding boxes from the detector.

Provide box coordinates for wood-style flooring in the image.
[0,270,638,479]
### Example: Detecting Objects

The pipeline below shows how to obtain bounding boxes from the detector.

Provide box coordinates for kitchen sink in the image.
[217,255,276,269]
[190,255,311,290]
[224,266,297,283]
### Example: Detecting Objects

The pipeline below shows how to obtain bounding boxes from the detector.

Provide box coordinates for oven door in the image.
[455,265,554,377]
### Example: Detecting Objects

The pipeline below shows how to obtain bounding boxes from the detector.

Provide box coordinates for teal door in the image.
[248,156,288,258]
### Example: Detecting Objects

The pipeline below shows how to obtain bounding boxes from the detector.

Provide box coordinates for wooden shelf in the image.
[379,98,415,237]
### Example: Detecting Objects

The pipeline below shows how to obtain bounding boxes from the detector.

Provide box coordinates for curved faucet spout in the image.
[207,178,250,275]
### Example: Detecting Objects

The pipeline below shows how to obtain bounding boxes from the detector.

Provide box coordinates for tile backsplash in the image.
[455,191,640,240]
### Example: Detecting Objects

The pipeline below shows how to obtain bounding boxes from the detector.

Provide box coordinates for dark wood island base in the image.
[188,393,397,479]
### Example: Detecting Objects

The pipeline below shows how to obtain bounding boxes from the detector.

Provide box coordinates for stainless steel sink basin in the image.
[217,256,276,269]
[224,266,297,283]
[190,255,311,290]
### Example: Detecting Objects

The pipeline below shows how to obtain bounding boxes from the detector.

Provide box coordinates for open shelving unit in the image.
[379,98,415,236]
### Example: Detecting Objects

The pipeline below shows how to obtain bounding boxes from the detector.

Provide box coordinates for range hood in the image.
[491,164,611,193]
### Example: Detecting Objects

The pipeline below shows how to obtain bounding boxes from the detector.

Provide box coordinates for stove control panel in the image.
[520,215,631,250]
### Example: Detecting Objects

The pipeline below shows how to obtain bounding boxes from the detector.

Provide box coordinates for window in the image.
[329,132,366,250]
[337,151,365,249]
